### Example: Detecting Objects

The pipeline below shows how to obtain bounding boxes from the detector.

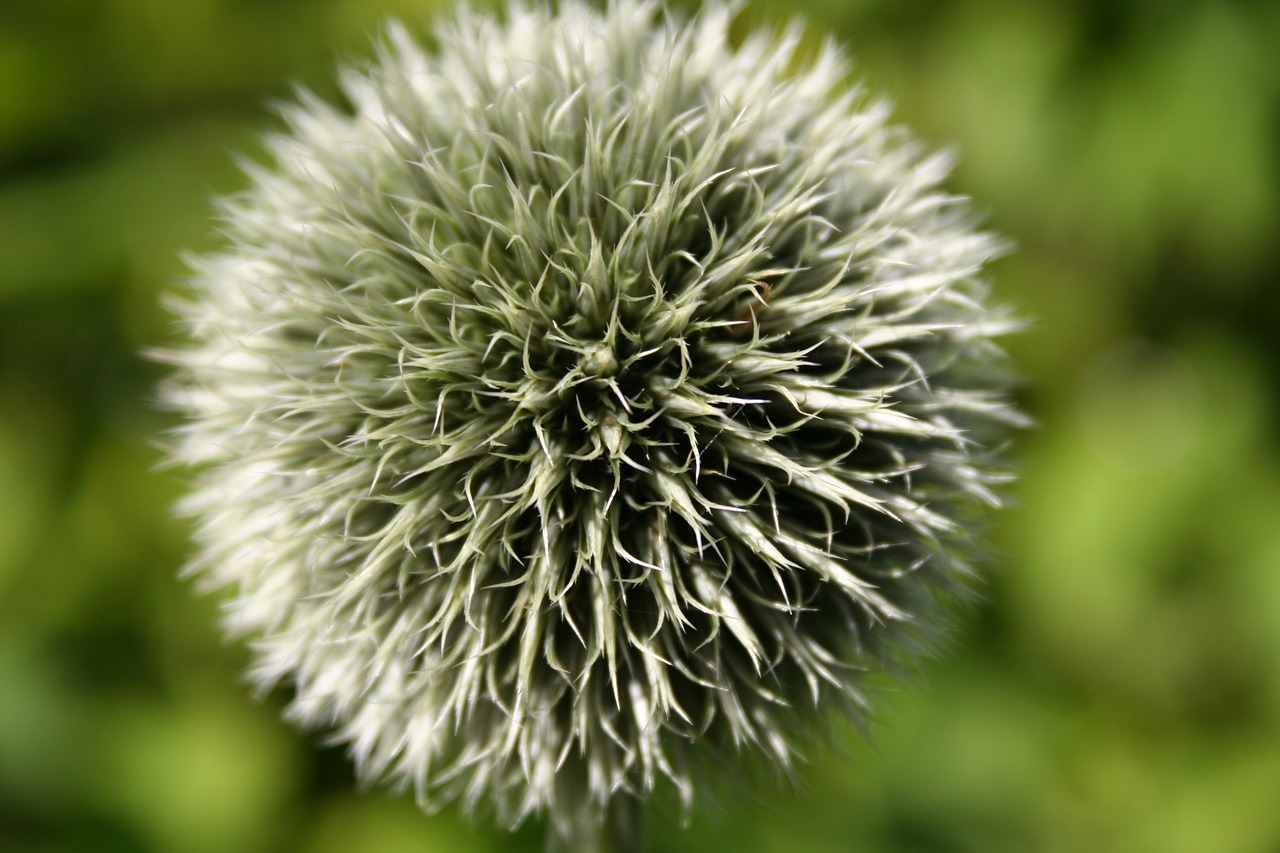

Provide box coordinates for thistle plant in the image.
[161,1,1020,850]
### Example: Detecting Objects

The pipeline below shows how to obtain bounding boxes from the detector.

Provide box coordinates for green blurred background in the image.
[2,0,1278,850]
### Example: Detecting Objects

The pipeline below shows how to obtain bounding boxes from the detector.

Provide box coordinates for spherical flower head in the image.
[162,0,1020,847]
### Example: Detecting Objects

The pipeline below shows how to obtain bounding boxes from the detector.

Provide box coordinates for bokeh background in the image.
[2,0,1278,851]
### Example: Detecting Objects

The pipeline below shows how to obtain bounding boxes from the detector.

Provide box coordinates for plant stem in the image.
[550,796,642,853]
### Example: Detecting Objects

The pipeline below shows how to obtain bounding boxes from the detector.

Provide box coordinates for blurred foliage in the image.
[2,0,1278,851]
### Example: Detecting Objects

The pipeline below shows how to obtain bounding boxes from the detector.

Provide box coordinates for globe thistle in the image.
[161,1,1020,849]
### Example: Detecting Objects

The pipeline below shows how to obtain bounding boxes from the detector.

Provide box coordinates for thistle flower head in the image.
[163,1,1019,846]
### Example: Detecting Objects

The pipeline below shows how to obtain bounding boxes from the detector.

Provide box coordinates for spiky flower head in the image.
[162,1,1019,848]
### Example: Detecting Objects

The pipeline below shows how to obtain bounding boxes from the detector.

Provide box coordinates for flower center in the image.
[580,342,618,377]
